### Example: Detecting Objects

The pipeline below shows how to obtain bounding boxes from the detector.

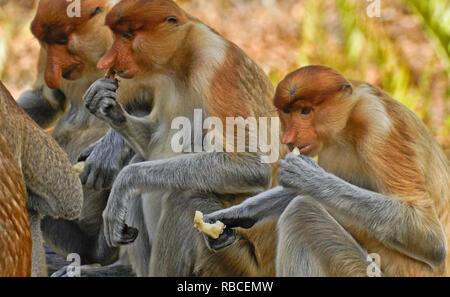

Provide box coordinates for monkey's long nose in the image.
[45,61,63,90]
[97,49,117,70]
[281,129,297,145]
[45,45,65,89]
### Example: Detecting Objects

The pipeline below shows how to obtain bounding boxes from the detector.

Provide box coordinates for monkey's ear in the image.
[341,83,353,95]
[91,6,103,18]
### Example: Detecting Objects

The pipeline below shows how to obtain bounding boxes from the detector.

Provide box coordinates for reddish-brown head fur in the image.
[98,0,190,78]
[275,65,353,156]
[31,0,108,89]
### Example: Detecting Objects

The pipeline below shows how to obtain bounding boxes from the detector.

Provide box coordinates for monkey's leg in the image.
[50,155,149,277]
[278,153,447,270]
[50,195,145,277]
[149,191,270,277]
[276,196,370,277]
[149,191,210,276]
[28,210,47,277]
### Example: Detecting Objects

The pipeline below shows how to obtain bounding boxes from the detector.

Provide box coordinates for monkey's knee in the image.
[276,197,369,277]
[276,196,326,276]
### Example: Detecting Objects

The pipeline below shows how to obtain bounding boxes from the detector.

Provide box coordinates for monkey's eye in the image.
[122,32,134,40]
[166,16,178,24]
[300,107,313,115]
[55,37,68,45]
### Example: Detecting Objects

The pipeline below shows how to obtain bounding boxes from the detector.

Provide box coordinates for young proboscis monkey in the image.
[83,0,280,276]
[0,82,83,276]
[202,65,450,277]
[19,0,151,275]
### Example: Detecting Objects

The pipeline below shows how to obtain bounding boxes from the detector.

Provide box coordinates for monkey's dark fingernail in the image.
[118,225,139,244]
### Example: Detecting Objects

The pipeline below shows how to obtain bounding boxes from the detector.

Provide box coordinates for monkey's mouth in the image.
[115,69,137,79]
[292,145,311,155]
[62,64,83,80]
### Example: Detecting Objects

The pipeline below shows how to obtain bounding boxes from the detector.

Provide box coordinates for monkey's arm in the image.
[17,88,68,129]
[203,186,298,228]
[78,129,135,190]
[102,152,272,247]
[200,186,299,251]
[278,153,447,270]
[80,85,153,190]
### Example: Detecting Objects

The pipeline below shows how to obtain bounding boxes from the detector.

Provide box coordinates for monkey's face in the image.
[275,65,355,156]
[31,0,110,89]
[98,0,189,78]
[278,107,322,157]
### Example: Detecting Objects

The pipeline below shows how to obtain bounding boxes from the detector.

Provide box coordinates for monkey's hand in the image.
[83,78,126,127]
[102,176,140,247]
[278,153,329,195]
[103,211,139,248]
[78,130,134,190]
[201,209,256,251]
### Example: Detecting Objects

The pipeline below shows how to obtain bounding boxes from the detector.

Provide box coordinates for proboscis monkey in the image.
[0,82,83,276]
[19,0,151,275]
[83,0,281,276]
[202,65,450,276]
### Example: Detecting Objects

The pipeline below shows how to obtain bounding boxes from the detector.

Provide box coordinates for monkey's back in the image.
[348,82,450,276]
[0,84,32,276]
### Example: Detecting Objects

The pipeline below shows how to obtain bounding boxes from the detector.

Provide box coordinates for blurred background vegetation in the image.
[0,0,449,157]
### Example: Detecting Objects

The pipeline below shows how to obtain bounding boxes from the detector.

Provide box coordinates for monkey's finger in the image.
[116,225,139,245]
[299,155,321,169]
[203,228,237,251]
[82,80,113,104]
[80,163,92,184]
[94,171,105,191]
[84,89,117,112]
[204,213,255,229]
[102,170,116,190]
[101,78,119,89]
[85,167,100,189]
[88,90,118,108]
[78,145,95,162]
[93,79,118,92]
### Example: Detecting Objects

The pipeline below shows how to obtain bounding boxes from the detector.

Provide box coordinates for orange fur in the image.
[276,65,450,276]
[102,0,282,276]
[31,0,109,89]
[0,139,32,277]
[0,83,34,277]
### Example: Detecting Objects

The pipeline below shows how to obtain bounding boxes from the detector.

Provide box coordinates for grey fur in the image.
[0,82,84,276]
[206,152,447,275]
[278,153,447,270]
[18,84,150,273]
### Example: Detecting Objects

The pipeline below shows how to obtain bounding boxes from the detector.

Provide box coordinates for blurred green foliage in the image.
[283,0,449,155]
[0,0,449,156]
